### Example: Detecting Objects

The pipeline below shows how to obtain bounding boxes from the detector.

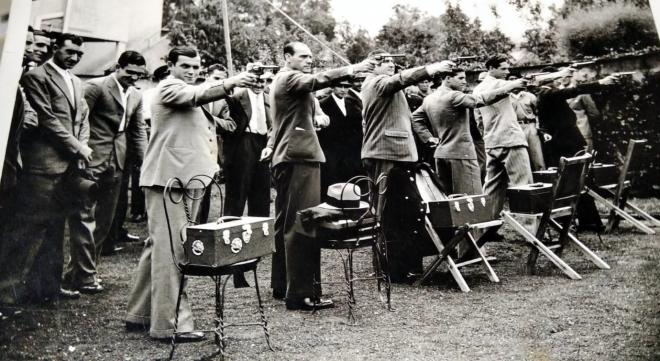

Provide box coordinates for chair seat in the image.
[179,258,260,276]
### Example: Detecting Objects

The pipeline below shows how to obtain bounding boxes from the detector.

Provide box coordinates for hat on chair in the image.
[318,183,369,210]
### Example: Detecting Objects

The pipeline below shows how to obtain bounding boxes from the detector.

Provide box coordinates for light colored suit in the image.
[62,75,148,289]
[126,76,231,339]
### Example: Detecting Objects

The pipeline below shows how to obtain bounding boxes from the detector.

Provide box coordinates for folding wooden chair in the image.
[585,139,658,235]
[503,153,610,279]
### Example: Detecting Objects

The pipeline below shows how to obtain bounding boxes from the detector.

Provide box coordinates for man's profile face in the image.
[24,32,34,62]
[490,61,510,79]
[31,34,50,64]
[169,55,201,84]
[53,39,84,70]
[116,63,147,89]
[332,84,348,99]
[446,72,467,91]
[373,56,395,76]
[286,44,313,73]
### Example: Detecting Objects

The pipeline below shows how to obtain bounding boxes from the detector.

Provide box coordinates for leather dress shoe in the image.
[163,332,205,343]
[101,245,125,256]
[121,233,140,243]
[125,321,149,332]
[128,214,147,223]
[59,288,81,299]
[78,282,104,294]
[272,289,285,300]
[286,297,334,311]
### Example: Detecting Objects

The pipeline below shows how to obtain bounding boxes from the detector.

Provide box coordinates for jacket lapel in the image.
[45,63,75,109]
[106,76,125,111]
[240,89,252,121]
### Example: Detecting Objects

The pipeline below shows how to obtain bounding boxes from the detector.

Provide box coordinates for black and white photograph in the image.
[0,0,659,359]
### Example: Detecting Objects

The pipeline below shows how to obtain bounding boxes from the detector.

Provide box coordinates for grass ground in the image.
[0,194,659,361]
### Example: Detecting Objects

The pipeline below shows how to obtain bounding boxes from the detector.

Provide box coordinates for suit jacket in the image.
[537,82,603,161]
[412,85,508,160]
[318,94,363,161]
[360,66,430,161]
[84,75,147,172]
[139,77,230,188]
[20,62,89,175]
[268,66,353,167]
[472,75,526,149]
[224,88,272,166]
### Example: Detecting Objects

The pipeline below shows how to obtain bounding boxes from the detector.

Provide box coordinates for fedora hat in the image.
[318,183,369,210]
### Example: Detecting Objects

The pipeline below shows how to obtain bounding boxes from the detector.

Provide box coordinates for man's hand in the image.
[217,118,237,132]
[598,74,621,86]
[543,133,552,142]
[77,144,93,164]
[426,60,456,76]
[224,72,259,90]
[353,58,378,74]
[427,137,439,147]
[508,78,528,90]
[259,147,273,162]
[314,114,330,130]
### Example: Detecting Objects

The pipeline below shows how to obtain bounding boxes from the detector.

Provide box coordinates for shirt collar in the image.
[332,93,345,104]
[111,74,128,95]
[47,59,69,78]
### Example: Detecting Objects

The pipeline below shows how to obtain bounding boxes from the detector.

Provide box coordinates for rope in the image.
[260,0,351,65]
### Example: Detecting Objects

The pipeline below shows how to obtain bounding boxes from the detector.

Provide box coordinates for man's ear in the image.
[167,61,174,68]
[283,53,291,62]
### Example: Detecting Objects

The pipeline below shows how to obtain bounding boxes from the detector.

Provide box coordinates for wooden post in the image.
[0,0,32,194]
[221,0,234,76]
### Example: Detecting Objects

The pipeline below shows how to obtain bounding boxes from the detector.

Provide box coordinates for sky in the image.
[330,0,563,43]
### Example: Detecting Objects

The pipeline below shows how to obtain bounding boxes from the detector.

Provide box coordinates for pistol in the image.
[450,55,479,63]
[570,61,596,68]
[612,71,635,77]
[373,53,406,63]
[249,64,279,76]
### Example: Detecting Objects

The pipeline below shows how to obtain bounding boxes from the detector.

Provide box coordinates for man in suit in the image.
[360,50,452,281]
[507,73,546,171]
[5,33,90,303]
[472,55,534,221]
[61,51,148,294]
[125,46,256,340]
[318,80,364,197]
[265,41,375,310]
[223,65,271,218]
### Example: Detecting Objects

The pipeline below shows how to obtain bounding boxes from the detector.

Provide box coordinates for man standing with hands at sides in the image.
[472,55,533,225]
[262,41,376,311]
[360,50,453,282]
[61,51,148,295]
[125,46,257,341]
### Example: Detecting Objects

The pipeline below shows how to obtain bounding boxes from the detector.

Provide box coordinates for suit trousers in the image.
[434,158,483,195]
[484,146,534,219]
[271,163,322,301]
[0,173,67,303]
[474,139,487,183]
[520,123,546,171]
[224,133,270,217]
[362,158,423,282]
[62,164,123,288]
[125,187,201,339]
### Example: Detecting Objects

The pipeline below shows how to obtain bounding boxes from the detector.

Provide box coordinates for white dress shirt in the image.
[112,74,131,132]
[332,93,347,116]
[247,89,267,135]
[47,59,75,106]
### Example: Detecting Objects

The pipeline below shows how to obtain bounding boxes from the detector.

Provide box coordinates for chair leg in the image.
[339,250,356,324]
[217,276,230,358]
[466,231,499,283]
[446,255,470,293]
[169,273,186,361]
[624,200,660,227]
[549,219,610,270]
[372,235,392,310]
[252,268,273,351]
[503,212,582,280]
[588,189,655,234]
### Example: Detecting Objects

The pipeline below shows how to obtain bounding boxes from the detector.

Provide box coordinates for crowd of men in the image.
[0,27,621,342]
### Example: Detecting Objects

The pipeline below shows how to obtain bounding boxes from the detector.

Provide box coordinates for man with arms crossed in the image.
[125,46,256,340]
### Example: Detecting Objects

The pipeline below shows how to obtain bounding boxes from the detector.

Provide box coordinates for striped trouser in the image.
[483,146,533,218]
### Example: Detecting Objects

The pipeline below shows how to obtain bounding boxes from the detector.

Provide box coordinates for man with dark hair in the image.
[360,49,453,281]
[472,54,533,221]
[27,28,51,68]
[265,41,375,310]
[318,79,364,196]
[61,51,149,294]
[125,46,256,340]
[4,33,90,303]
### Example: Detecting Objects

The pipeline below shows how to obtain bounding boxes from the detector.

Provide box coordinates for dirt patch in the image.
[1,196,659,361]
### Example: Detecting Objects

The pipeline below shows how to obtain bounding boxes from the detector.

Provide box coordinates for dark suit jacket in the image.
[318,94,364,188]
[20,62,89,175]
[537,82,603,165]
[360,67,430,162]
[84,75,147,171]
[224,88,272,166]
[268,66,353,167]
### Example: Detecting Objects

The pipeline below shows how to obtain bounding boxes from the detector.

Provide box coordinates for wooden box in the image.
[185,216,275,268]
[589,163,618,186]
[507,183,553,214]
[426,194,491,228]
